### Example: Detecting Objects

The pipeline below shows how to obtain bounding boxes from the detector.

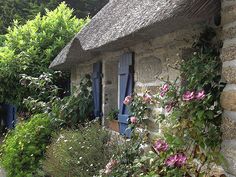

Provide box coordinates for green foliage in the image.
[50,74,94,128]
[0,3,89,108]
[101,28,224,177]
[21,72,94,127]
[107,108,119,120]
[0,0,107,34]
[62,0,109,18]
[0,0,58,34]
[0,114,53,177]
[43,122,112,177]
[20,72,61,115]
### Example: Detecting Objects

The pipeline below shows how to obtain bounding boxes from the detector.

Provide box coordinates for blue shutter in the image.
[92,62,102,118]
[118,52,134,136]
[1,104,16,129]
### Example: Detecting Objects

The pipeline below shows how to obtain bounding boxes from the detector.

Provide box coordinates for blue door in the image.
[92,62,102,118]
[118,52,134,136]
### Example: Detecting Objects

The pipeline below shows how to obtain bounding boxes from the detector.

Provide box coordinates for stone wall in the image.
[131,25,204,95]
[220,0,236,175]
[71,24,206,126]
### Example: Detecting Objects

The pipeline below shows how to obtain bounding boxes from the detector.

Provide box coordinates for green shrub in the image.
[43,122,112,177]
[0,114,53,177]
[0,2,89,108]
[50,74,94,128]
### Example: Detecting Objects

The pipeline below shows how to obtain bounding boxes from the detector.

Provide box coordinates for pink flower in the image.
[195,90,205,100]
[154,139,169,152]
[130,116,138,124]
[165,153,187,168]
[105,159,117,174]
[161,84,169,93]
[165,103,173,112]
[182,91,195,101]
[160,91,165,97]
[123,96,132,105]
[165,154,178,167]
[175,153,187,167]
[143,93,152,103]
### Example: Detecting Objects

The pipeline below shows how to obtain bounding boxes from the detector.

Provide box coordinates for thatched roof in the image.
[50,0,220,70]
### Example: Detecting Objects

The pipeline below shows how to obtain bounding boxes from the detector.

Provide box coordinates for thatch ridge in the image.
[50,0,220,70]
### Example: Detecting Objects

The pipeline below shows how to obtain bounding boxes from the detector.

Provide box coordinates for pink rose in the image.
[130,116,137,124]
[154,139,169,152]
[165,153,187,168]
[165,154,178,167]
[182,91,195,101]
[165,103,173,112]
[161,84,169,93]
[160,91,165,97]
[123,96,132,105]
[195,90,205,100]
[175,153,187,167]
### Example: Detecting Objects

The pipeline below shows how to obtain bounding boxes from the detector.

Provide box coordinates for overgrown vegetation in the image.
[43,122,112,177]
[0,114,52,177]
[0,2,89,109]
[0,0,107,34]
[100,28,224,176]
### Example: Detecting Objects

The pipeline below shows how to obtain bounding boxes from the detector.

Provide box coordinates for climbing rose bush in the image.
[99,28,224,177]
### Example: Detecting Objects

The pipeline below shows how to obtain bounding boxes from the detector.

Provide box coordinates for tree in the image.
[0,2,89,108]
[0,0,57,34]
[0,0,108,34]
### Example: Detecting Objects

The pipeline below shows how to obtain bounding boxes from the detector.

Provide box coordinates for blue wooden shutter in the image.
[1,104,16,129]
[118,52,134,136]
[92,62,102,118]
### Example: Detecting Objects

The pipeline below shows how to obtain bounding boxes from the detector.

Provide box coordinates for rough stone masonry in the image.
[221,0,236,176]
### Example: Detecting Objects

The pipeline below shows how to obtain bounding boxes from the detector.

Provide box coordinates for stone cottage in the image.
[50,0,236,175]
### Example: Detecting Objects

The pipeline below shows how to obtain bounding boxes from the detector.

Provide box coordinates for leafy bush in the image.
[0,0,58,34]
[100,28,224,177]
[50,74,94,128]
[0,114,53,177]
[0,2,89,108]
[43,122,112,177]
[21,72,93,127]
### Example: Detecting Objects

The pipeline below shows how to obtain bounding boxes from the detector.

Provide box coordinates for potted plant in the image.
[106,109,119,132]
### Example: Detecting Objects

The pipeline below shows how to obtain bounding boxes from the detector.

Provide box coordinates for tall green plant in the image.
[0,0,58,34]
[0,2,89,108]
